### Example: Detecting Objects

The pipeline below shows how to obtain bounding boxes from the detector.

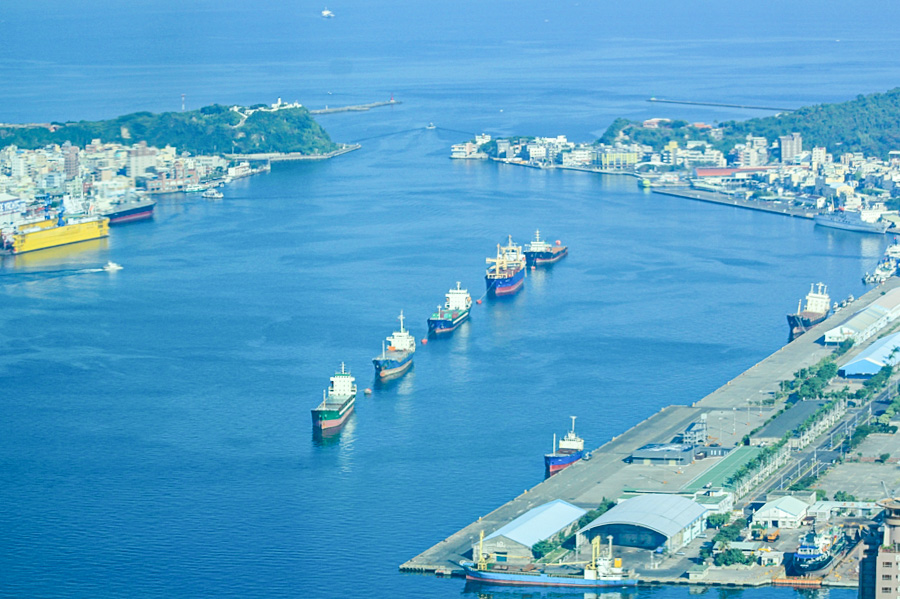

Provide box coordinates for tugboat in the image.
[464,532,638,588]
[485,235,526,296]
[373,311,416,380]
[311,363,357,431]
[544,416,585,476]
[791,525,846,574]
[787,282,831,342]
[523,230,568,267]
[427,282,472,335]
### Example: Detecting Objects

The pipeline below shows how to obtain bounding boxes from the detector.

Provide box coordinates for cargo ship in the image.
[96,196,156,224]
[427,282,472,335]
[311,363,357,431]
[464,533,637,588]
[523,230,567,267]
[814,210,889,234]
[485,235,526,296]
[5,215,109,254]
[544,416,585,476]
[791,525,846,574]
[787,282,831,341]
[373,311,416,380]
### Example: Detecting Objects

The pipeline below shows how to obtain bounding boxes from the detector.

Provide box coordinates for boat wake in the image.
[0,262,122,280]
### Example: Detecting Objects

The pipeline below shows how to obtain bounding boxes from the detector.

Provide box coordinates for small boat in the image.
[321,7,335,18]
[427,282,472,335]
[523,230,567,267]
[311,363,356,431]
[426,122,436,130]
[791,525,846,574]
[103,261,123,272]
[372,311,416,380]
[201,189,224,200]
[544,416,585,476]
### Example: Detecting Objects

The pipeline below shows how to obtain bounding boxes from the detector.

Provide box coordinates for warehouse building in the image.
[838,332,900,378]
[751,496,809,529]
[473,499,586,564]
[576,494,707,552]
[824,288,900,344]
[629,443,695,466]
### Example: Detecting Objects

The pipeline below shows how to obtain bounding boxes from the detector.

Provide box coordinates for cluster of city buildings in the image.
[452,127,900,220]
[0,139,258,230]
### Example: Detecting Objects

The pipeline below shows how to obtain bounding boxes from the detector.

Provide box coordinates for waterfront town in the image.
[0,138,265,253]
[452,125,900,229]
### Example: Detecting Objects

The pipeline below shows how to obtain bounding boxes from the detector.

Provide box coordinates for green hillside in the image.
[0,104,337,155]
[601,88,900,158]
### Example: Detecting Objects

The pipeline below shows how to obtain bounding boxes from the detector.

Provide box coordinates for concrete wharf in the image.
[651,187,816,220]
[400,278,900,577]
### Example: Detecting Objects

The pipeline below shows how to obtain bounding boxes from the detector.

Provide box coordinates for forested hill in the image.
[0,104,338,155]
[601,88,900,158]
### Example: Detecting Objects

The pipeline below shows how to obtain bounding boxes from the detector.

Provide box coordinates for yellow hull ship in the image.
[12,217,110,254]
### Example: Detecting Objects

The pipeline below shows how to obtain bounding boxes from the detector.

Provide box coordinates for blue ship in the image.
[485,236,527,296]
[544,416,585,476]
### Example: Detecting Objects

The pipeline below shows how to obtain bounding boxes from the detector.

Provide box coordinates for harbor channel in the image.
[400,277,900,586]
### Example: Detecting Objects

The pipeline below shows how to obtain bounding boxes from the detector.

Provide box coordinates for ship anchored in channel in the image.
[311,363,357,432]
[523,230,567,267]
[373,311,416,380]
[485,235,526,296]
[427,282,472,335]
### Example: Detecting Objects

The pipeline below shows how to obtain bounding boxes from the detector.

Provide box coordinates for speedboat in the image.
[321,8,334,18]
[103,261,123,272]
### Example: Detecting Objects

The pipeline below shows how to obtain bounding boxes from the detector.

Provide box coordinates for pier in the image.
[648,98,795,112]
[400,278,900,585]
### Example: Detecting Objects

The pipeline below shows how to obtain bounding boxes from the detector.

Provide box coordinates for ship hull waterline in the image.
[464,569,638,588]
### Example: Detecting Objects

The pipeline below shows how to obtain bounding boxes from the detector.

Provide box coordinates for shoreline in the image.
[225,143,361,163]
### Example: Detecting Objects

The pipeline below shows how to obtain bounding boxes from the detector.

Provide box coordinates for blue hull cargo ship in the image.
[485,235,526,296]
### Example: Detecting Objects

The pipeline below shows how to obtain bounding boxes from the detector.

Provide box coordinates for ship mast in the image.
[570,415,577,435]
[398,310,405,333]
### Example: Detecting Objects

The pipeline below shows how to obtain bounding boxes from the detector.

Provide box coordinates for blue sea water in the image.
[2,1,900,597]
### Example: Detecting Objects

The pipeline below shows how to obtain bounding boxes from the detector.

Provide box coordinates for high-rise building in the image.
[780,132,803,163]
[63,145,80,180]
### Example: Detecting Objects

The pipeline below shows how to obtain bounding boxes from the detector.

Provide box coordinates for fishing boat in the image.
[464,533,638,588]
[523,230,567,267]
[427,282,472,335]
[372,311,416,380]
[485,235,526,296]
[544,416,585,476]
[311,363,357,431]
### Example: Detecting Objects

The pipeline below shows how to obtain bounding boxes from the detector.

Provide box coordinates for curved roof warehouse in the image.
[576,494,708,552]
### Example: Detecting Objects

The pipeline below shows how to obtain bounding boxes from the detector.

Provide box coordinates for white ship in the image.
[321,7,335,18]
[814,210,888,234]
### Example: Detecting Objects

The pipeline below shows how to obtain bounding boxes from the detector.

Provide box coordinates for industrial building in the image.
[751,496,809,529]
[473,499,586,564]
[838,332,900,377]
[824,288,900,344]
[576,494,707,552]
[629,443,695,466]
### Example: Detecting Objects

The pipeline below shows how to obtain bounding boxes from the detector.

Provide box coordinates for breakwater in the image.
[225,143,360,162]
[648,98,795,112]
[308,99,401,114]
